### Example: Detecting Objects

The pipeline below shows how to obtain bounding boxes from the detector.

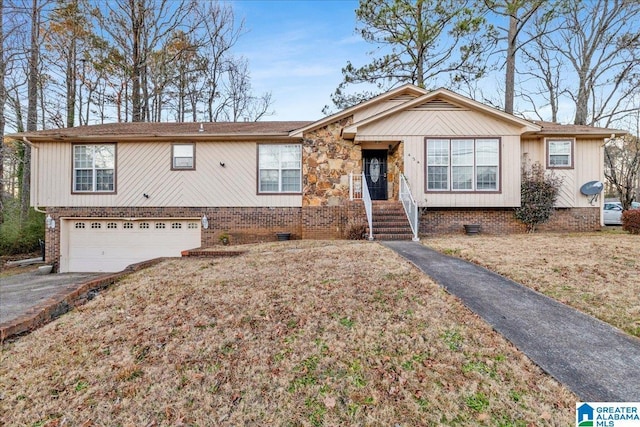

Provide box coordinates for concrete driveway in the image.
[0,271,103,324]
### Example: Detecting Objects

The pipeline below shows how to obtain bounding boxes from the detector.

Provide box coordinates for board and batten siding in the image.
[355,109,526,208]
[521,137,604,208]
[31,141,302,208]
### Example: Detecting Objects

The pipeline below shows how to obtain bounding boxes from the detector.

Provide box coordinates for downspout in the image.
[22,136,45,213]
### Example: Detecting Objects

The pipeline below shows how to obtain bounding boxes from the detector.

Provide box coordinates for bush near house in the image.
[622,209,640,234]
[515,162,563,232]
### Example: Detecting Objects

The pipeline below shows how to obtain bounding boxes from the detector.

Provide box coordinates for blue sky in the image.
[232,0,367,120]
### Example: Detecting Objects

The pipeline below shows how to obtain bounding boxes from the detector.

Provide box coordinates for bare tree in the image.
[540,0,640,126]
[605,133,640,210]
[195,2,244,122]
[482,0,550,114]
[0,0,6,223]
[94,0,198,122]
[21,0,44,219]
[519,32,565,122]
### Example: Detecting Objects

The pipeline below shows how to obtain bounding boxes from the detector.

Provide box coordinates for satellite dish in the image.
[580,180,604,196]
[580,181,604,205]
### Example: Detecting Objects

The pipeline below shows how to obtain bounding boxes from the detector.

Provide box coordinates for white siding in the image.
[355,109,525,208]
[520,137,604,208]
[32,141,302,207]
[353,95,419,122]
[357,109,528,137]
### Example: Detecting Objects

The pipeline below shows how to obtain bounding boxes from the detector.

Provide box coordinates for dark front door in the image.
[363,150,388,200]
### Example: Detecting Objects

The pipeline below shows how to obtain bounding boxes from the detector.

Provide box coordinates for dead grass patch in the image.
[1,241,575,426]
[426,231,640,337]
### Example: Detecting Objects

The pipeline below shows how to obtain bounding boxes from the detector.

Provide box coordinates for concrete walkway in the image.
[383,241,640,402]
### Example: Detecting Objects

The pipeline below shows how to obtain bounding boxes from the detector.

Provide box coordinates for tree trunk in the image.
[131,0,142,122]
[573,79,589,125]
[66,37,76,127]
[504,14,517,115]
[0,0,5,224]
[22,0,40,221]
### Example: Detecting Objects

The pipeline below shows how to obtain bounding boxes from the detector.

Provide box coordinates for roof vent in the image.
[413,99,462,111]
[198,123,204,132]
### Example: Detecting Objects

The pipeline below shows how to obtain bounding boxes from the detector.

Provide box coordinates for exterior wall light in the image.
[45,214,56,229]
[201,214,209,229]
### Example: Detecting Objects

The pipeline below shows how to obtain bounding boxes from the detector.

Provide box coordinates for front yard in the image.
[426,230,640,337]
[1,240,575,426]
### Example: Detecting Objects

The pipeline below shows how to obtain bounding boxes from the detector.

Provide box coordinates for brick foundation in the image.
[421,207,600,235]
[302,201,366,239]
[43,205,599,269]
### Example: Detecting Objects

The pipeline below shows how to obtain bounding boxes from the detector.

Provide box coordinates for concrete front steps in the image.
[369,200,415,241]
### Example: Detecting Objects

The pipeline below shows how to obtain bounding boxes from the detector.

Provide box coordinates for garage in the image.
[60,219,201,272]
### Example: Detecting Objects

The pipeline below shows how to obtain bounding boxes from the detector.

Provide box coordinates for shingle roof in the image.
[12,121,314,141]
[529,120,626,136]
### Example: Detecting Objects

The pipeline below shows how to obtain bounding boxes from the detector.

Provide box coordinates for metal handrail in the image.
[361,171,374,240]
[399,173,420,241]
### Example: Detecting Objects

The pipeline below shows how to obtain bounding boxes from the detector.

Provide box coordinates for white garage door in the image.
[61,219,201,272]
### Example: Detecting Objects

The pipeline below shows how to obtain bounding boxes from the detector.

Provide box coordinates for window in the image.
[91,222,102,229]
[73,144,116,192]
[172,143,195,170]
[258,144,302,193]
[426,138,499,192]
[188,222,199,229]
[123,222,134,229]
[155,222,166,229]
[171,222,182,229]
[139,222,150,229]
[75,222,85,229]
[547,139,573,168]
[107,222,118,229]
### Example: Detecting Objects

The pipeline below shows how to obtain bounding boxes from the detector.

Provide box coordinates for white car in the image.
[603,202,640,225]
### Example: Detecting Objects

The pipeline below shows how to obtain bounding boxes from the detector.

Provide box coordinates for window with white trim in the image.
[547,139,572,168]
[172,143,195,169]
[258,144,302,193]
[73,144,115,192]
[426,138,499,191]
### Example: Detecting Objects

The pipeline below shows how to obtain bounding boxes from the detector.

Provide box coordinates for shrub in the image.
[344,218,368,240]
[0,199,45,255]
[622,209,640,234]
[515,162,563,232]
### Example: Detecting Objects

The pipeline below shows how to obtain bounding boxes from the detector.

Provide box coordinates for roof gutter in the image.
[15,133,301,143]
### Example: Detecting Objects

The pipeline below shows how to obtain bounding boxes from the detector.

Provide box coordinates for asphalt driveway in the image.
[0,271,103,324]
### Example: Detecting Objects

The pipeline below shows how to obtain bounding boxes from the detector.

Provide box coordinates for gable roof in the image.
[12,121,313,142]
[341,88,541,139]
[288,84,428,137]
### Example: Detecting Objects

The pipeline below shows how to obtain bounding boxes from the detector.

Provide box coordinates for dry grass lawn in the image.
[426,230,640,337]
[0,241,575,426]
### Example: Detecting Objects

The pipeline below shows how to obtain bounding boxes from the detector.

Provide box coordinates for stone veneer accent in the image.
[387,142,404,200]
[421,207,600,235]
[302,117,361,207]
